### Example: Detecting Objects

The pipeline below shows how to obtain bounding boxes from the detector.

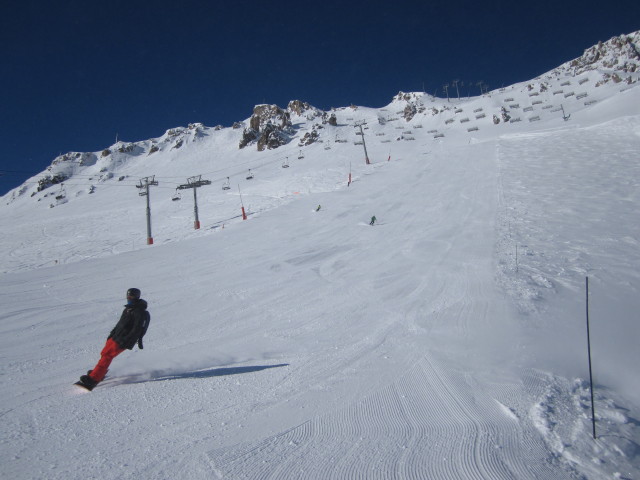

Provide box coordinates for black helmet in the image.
[126,288,141,300]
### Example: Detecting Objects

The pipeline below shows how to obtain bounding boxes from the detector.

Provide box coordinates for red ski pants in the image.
[90,338,125,382]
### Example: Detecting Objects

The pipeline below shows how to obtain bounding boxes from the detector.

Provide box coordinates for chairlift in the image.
[297,150,304,160]
[246,169,254,180]
[282,157,289,168]
[171,189,182,201]
[222,177,231,190]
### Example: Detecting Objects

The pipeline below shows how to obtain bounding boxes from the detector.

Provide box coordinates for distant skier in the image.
[370,215,377,226]
[75,288,149,391]
[316,205,321,212]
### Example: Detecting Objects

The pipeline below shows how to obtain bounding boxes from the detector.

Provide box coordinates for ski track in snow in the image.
[205,357,573,480]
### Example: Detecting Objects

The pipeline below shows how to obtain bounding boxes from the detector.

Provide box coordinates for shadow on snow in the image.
[104,363,289,387]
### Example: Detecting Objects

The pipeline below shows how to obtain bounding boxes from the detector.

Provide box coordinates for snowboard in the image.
[74,380,95,391]
[74,374,97,391]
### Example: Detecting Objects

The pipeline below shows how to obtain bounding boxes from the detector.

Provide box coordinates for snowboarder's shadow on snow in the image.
[104,363,289,386]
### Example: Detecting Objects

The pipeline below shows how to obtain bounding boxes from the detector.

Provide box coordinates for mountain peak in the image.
[565,31,640,80]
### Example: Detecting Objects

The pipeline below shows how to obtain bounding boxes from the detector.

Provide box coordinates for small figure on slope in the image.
[75,288,150,391]
[369,215,377,226]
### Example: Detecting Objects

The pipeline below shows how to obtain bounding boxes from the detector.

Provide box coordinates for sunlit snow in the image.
[1,45,640,479]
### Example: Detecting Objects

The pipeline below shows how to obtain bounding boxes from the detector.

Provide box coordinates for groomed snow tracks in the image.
[208,356,570,479]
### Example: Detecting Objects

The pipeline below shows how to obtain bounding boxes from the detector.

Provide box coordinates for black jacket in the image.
[109,299,148,350]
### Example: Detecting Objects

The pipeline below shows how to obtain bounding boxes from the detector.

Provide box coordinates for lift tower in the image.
[136,176,159,245]
[354,121,370,165]
[177,175,212,229]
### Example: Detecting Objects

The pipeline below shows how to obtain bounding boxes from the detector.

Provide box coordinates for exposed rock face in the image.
[393,91,427,121]
[117,143,135,153]
[252,104,291,130]
[291,100,325,121]
[562,31,640,86]
[239,128,259,149]
[393,91,423,103]
[237,100,328,150]
[257,122,290,151]
[36,174,68,192]
[501,107,511,123]
[288,100,312,116]
[52,152,97,167]
[571,32,640,73]
[298,125,323,146]
[403,103,417,122]
[240,104,294,151]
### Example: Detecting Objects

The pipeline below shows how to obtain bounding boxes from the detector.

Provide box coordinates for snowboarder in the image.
[369,215,377,226]
[75,288,149,391]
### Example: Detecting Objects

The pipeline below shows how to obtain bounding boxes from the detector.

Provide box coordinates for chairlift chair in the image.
[282,158,289,168]
[297,150,304,159]
[172,189,182,201]
[246,169,254,180]
[222,177,231,190]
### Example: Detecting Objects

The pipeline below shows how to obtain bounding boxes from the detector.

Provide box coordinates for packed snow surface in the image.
[1,69,640,479]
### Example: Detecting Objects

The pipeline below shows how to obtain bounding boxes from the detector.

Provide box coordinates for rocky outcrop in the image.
[240,104,294,151]
[393,91,423,103]
[298,124,323,146]
[238,101,328,150]
[560,31,640,86]
[393,91,428,121]
[52,152,97,167]
[258,123,291,150]
[571,32,640,73]
[251,104,291,131]
[501,107,511,123]
[239,128,259,149]
[403,103,417,122]
[117,143,135,154]
[36,174,68,192]
[288,100,312,116]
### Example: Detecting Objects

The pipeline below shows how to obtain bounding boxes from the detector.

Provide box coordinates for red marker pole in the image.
[238,185,247,220]
[193,187,200,229]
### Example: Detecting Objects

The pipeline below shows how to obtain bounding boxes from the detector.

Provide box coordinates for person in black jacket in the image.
[76,288,149,390]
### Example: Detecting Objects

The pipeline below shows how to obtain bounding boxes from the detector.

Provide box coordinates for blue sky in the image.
[1,0,638,195]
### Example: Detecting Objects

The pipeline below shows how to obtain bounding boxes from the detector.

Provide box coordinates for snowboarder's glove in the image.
[137,338,144,349]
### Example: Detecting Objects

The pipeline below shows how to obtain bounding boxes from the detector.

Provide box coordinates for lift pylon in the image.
[177,175,211,229]
[136,176,159,244]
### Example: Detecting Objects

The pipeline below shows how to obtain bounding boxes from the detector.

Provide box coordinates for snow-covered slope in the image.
[1,32,639,479]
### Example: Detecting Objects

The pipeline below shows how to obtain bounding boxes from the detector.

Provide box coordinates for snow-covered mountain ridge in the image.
[3,31,639,210]
[568,30,640,78]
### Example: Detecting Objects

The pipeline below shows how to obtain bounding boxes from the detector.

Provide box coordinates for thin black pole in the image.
[585,276,597,439]
[193,186,199,229]
[145,182,152,242]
